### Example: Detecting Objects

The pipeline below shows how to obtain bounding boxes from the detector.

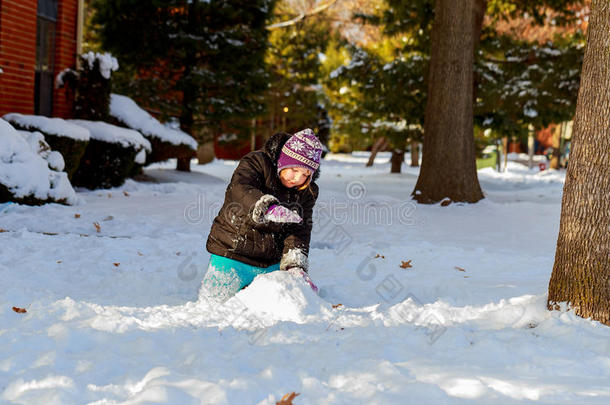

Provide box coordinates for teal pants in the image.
[201,254,280,303]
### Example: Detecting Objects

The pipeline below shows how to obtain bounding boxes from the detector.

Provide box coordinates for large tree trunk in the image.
[547,0,610,326]
[412,0,484,203]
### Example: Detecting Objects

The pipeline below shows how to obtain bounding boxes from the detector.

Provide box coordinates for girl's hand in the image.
[287,267,319,293]
[264,204,303,224]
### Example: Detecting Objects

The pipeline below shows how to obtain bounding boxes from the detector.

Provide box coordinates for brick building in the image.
[0,0,82,118]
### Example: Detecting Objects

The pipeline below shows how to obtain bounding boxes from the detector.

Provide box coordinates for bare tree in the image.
[547,0,610,326]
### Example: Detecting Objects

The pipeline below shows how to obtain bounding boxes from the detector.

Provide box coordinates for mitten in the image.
[287,267,319,293]
[264,204,303,224]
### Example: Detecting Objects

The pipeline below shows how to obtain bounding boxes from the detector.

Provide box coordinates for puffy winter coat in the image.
[206,132,320,271]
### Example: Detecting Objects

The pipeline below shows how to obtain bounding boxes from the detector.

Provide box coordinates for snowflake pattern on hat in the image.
[277,128,323,175]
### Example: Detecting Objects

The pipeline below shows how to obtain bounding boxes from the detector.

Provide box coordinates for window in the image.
[34,0,58,116]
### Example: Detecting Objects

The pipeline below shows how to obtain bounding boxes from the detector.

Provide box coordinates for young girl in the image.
[201,128,323,302]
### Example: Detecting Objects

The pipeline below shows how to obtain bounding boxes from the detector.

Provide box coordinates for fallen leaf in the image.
[374,253,385,259]
[123,191,130,197]
[440,198,452,207]
[399,260,413,269]
[276,392,300,405]
[93,222,101,233]
[0,228,6,233]
[12,307,27,313]
[455,266,466,272]
[464,276,470,278]
[56,260,62,264]
[74,213,81,219]
[137,251,144,256]
[113,263,120,267]
[102,215,114,221]
[332,303,343,309]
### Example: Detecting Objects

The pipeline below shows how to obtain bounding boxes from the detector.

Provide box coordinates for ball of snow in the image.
[231,271,331,324]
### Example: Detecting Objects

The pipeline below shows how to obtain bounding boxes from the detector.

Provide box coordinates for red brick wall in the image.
[53,0,78,118]
[0,0,37,116]
[0,0,78,118]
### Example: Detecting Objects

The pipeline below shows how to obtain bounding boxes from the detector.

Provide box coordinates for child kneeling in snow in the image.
[200,128,323,303]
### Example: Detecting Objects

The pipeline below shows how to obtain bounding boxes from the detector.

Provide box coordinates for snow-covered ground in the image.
[1,153,609,404]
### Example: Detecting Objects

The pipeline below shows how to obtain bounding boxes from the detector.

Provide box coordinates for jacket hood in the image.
[263,132,321,182]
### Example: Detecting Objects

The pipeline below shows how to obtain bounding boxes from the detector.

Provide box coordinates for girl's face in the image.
[280,167,312,188]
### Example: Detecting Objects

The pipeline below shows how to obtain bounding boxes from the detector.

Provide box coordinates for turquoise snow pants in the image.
[201,254,280,303]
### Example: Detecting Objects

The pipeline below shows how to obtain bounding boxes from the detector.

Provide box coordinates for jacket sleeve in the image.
[225,153,280,231]
[280,184,319,272]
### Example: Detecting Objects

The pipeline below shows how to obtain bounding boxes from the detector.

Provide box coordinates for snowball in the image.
[231,271,331,324]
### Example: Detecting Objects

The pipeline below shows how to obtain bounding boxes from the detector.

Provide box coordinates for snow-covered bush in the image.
[109,94,197,166]
[0,119,77,205]
[18,130,65,172]
[3,113,90,180]
[69,120,151,189]
[57,51,119,121]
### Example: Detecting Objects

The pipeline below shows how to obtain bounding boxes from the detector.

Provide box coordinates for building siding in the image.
[0,0,78,117]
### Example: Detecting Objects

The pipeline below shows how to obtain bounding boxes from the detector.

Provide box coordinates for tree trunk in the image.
[412,0,484,203]
[366,136,388,167]
[391,149,405,173]
[410,139,420,167]
[547,0,610,326]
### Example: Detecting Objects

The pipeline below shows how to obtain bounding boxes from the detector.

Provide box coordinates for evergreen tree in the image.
[265,4,331,136]
[92,0,276,170]
[325,0,585,181]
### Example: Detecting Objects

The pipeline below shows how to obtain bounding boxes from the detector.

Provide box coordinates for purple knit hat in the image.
[277,128,323,174]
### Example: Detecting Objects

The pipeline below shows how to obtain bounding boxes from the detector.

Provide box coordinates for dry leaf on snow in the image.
[276,392,300,405]
[399,260,413,269]
[74,213,81,219]
[455,266,466,272]
[123,191,130,197]
[374,253,385,259]
[332,303,343,309]
[113,263,120,267]
[93,222,101,233]
[12,307,27,313]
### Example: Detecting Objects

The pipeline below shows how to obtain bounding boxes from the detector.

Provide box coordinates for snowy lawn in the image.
[1,153,609,404]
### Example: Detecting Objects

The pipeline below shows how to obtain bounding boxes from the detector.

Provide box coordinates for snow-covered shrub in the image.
[18,130,65,172]
[109,94,197,166]
[3,113,90,180]
[0,119,77,205]
[69,120,151,189]
[57,52,119,121]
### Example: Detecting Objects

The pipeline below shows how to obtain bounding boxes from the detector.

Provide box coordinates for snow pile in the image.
[1,153,609,404]
[231,271,332,324]
[17,130,65,172]
[0,119,77,204]
[69,120,151,152]
[3,113,90,141]
[81,51,119,79]
[109,94,198,150]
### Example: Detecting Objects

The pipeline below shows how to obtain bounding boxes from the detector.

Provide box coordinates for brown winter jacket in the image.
[206,132,320,271]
